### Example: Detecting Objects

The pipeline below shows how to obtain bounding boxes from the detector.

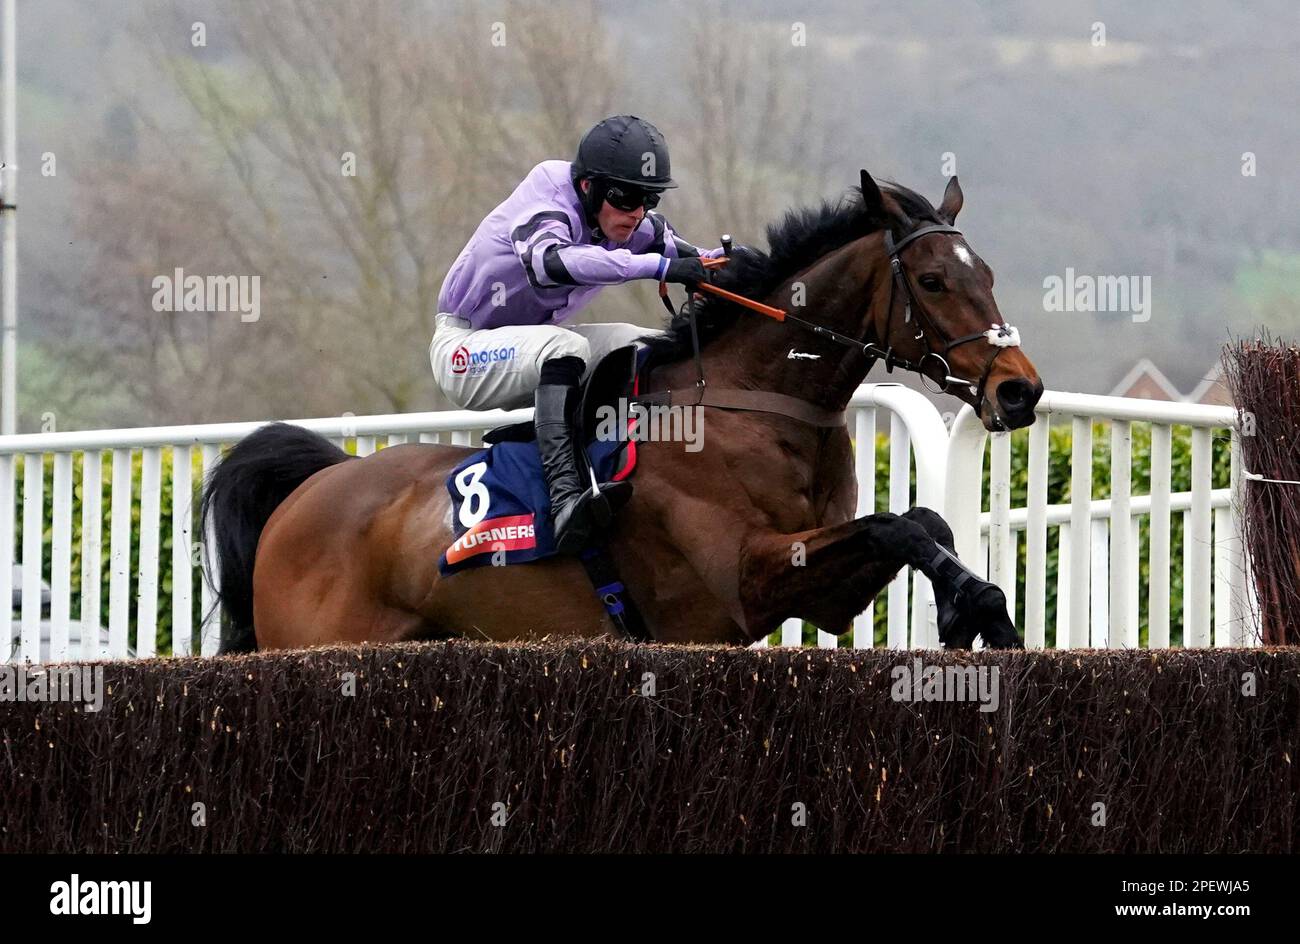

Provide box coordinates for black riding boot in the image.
[535,356,599,554]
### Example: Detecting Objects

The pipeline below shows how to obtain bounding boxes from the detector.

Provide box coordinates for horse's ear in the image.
[859,169,886,218]
[938,175,964,223]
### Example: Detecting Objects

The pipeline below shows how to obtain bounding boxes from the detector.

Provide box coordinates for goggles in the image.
[602,184,661,212]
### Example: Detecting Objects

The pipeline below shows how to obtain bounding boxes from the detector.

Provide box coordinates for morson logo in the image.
[449,344,517,377]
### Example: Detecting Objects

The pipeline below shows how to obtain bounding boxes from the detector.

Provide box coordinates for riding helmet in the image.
[572,115,677,225]
[573,115,677,189]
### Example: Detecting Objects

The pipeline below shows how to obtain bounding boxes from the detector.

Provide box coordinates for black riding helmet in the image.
[571,115,677,226]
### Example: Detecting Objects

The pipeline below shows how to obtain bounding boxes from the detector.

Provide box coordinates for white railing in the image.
[2,385,1261,661]
[1,408,530,664]
[1,384,946,663]
[945,391,1257,649]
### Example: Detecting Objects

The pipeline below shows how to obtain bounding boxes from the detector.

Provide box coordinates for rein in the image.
[648,225,1021,427]
[647,247,847,427]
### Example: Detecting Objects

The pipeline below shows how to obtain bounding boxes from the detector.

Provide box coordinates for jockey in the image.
[431,115,720,553]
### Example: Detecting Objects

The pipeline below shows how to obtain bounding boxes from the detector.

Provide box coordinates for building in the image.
[1107,358,1232,406]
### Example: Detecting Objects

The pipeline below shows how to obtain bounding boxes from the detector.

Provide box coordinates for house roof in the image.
[1107,357,1184,400]
[1108,358,1233,404]
[1185,363,1229,404]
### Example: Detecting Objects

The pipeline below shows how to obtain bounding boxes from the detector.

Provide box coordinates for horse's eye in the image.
[918,274,945,293]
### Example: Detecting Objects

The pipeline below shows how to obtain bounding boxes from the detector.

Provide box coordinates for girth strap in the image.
[633,386,845,427]
[579,544,651,642]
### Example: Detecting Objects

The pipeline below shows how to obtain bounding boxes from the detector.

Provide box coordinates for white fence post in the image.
[1068,417,1093,650]
[200,444,222,657]
[1187,427,1213,647]
[19,452,41,663]
[172,446,193,656]
[1024,418,1049,648]
[50,452,72,662]
[108,448,132,660]
[137,446,162,659]
[1109,420,1132,648]
[80,451,103,660]
[1148,424,1172,647]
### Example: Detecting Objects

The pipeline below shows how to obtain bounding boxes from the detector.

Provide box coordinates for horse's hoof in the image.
[966,583,1023,649]
[979,614,1023,648]
[937,605,976,649]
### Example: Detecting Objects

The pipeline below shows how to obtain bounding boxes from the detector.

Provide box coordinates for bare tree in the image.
[61,0,623,423]
[679,14,838,244]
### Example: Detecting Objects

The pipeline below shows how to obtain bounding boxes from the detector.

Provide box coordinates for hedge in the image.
[1,639,1294,852]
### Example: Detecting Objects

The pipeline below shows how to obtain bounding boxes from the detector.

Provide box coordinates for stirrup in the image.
[553,480,633,553]
[552,489,596,554]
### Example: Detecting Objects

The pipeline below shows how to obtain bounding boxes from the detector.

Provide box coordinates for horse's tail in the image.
[201,422,352,654]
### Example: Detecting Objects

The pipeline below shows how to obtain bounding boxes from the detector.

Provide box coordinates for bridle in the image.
[871,223,1022,413]
[777,223,1021,421]
[647,223,1023,429]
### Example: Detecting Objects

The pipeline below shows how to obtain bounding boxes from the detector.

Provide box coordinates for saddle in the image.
[437,345,650,639]
[480,343,643,449]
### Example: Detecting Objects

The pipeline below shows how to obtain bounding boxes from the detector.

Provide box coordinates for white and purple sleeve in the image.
[651,212,726,260]
[512,211,664,287]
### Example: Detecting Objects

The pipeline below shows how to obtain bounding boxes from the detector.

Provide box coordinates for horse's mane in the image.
[640,181,946,370]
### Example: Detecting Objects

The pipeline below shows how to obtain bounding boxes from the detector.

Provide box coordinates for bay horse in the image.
[203,170,1043,653]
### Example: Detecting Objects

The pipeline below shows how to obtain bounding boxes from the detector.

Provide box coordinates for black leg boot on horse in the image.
[534,355,631,554]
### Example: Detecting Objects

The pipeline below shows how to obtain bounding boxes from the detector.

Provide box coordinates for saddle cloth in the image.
[437,346,644,576]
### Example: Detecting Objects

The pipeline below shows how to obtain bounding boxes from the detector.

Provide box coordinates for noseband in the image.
[870,223,1021,416]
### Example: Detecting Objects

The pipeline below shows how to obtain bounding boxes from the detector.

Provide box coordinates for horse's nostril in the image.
[996,378,1043,421]
[1000,381,1027,408]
